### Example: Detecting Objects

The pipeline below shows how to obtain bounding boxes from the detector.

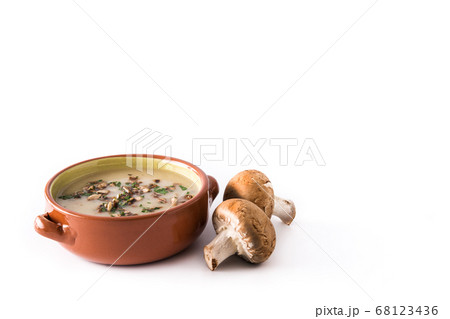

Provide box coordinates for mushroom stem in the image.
[272,195,296,225]
[204,231,237,271]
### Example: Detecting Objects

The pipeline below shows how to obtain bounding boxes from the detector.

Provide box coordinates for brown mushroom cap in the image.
[223,170,275,217]
[223,169,296,225]
[204,198,276,270]
[212,198,276,263]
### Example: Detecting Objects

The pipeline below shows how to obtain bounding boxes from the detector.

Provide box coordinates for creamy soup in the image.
[56,168,199,217]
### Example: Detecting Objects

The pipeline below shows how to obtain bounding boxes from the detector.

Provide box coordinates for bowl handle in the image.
[34,213,76,245]
[207,175,219,203]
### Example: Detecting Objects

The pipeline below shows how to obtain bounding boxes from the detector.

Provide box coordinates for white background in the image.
[1,0,449,318]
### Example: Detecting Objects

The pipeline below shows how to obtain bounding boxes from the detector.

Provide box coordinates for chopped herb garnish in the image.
[179,185,187,191]
[111,181,121,188]
[58,195,74,200]
[154,187,168,195]
[141,206,162,213]
[87,179,103,185]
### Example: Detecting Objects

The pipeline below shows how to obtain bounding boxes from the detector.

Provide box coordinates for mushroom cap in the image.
[212,198,276,263]
[223,170,275,218]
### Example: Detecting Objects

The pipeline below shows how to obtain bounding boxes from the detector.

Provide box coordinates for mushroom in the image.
[203,198,276,271]
[87,194,101,201]
[223,169,296,225]
[171,194,178,206]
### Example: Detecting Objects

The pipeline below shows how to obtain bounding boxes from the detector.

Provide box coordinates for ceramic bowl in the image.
[34,154,219,265]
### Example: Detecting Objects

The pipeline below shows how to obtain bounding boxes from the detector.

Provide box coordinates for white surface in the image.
[1,0,449,318]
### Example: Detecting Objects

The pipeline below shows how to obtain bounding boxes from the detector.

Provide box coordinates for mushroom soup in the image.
[56,168,199,217]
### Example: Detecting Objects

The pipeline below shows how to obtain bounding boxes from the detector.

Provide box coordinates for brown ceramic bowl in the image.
[34,154,219,265]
